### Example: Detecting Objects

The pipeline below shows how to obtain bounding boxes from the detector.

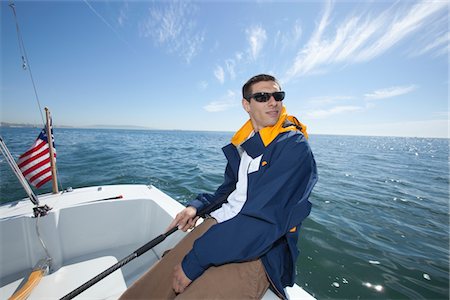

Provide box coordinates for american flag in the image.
[17,127,56,188]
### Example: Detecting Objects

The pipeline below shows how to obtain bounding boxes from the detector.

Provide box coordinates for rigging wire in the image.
[8,1,64,265]
[8,0,64,192]
[8,0,45,126]
[36,214,52,262]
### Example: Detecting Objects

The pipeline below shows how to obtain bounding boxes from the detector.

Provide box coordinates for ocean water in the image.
[1,127,449,299]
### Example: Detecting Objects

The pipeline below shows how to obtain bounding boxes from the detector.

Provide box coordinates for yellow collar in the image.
[231,106,308,147]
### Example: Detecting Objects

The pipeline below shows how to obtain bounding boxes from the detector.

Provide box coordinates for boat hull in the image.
[0,185,314,299]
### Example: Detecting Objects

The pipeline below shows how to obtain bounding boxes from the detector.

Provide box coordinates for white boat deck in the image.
[0,185,314,299]
[2,256,126,299]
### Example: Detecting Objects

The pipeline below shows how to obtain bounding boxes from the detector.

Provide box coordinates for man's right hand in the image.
[166,206,199,232]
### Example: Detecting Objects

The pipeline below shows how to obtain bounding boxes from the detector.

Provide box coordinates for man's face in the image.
[242,80,283,132]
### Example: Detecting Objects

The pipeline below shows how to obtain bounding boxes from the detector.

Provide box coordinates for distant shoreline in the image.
[1,122,448,139]
[0,122,234,134]
[0,122,152,130]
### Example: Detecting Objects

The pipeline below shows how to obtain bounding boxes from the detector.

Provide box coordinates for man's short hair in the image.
[242,74,281,100]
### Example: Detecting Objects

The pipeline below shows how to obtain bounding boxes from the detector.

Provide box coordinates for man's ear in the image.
[242,98,250,113]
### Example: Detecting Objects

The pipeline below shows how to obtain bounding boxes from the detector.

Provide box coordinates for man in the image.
[120,74,318,299]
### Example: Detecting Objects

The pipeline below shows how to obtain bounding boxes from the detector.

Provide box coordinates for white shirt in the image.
[210,146,263,223]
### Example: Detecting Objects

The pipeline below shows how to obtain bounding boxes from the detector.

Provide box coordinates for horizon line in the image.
[1,122,448,140]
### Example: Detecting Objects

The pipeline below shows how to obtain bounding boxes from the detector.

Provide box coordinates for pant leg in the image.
[175,259,270,300]
[119,218,217,300]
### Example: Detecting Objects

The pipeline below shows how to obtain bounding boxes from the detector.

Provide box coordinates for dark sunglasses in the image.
[246,91,285,102]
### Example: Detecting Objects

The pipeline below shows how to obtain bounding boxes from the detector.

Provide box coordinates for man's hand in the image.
[166,206,199,232]
[172,263,192,294]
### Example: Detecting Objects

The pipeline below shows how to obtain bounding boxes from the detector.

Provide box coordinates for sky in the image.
[1,0,448,138]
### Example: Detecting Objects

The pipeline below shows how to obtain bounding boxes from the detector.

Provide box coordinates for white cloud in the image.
[117,2,129,27]
[304,84,416,120]
[285,1,448,79]
[286,1,333,77]
[409,13,449,58]
[198,81,208,91]
[139,1,204,63]
[203,90,240,112]
[359,2,448,62]
[364,85,417,100]
[225,59,236,80]
[308,95,355,105]
[214,66,225,84]
[434,111,449,118]
[214,52,242,85]
[306,105,363,119]
[330,119,449,138]
[274,19,302,52]
[246,25,267,60]
[410,30,449,58]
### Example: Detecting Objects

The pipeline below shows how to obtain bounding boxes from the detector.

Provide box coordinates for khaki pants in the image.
[119,218,269,299]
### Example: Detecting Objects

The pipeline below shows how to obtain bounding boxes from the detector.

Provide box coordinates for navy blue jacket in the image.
[182,121,318,298]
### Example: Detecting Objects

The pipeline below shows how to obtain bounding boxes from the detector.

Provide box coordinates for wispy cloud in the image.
[306,105,363,119]
[410,29,449,58]
[356,2,447,62]
[408,13,449,58]
[347,119,448,138]
[203,90,239,112]
[286,1,448,79]
[225,59,237,81]
[210,24,265,86]
[117,1,129,27]
[139,1,204,63]
[213,52,243,85]
[433,111,449,118]
[246,25,267,60]
[305,83,416,119]
[365,85,417,100]
[84,0,133,50]
[308,95,355,105]
[214,66,225,84]
[274,19,302,52]
[198,81,208,91]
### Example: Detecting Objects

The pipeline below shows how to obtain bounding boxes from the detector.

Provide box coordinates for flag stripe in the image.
[31,173,52,187]
[24,163,51,181]
[19,152,56,174]
[18,147,50,169]
[35,176,52,188]
[19,139,48,159]
[29,166,52,184]
[36,173,52,188]
[19,153,50,174]
[18,141,48,164]
[17,127,56,189]
[22,157,51,177]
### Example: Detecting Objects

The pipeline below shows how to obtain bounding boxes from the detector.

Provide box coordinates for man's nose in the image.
[267,95,277,106]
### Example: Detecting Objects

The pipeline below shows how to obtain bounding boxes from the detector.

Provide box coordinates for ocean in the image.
[1,127,449,299]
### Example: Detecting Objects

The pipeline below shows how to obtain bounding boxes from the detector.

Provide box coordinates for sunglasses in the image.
[246,91,285,102]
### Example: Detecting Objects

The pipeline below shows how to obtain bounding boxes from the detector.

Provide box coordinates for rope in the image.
[9,0,45,126]
[8,1,63,193]
[7,2,58,270]
[36,214,52,260]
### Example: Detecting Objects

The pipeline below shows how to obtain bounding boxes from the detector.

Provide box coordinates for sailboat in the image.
[0,2,315,300]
